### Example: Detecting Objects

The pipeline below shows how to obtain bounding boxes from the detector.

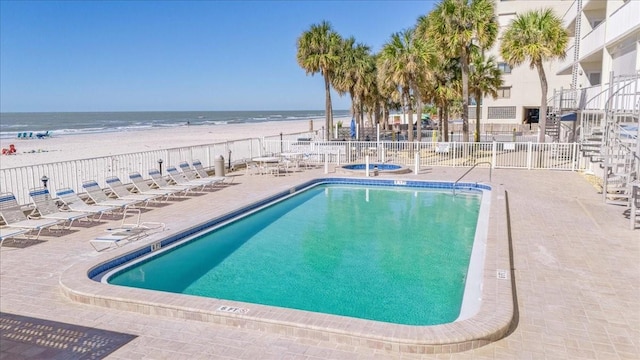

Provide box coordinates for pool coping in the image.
[59,177,514,354]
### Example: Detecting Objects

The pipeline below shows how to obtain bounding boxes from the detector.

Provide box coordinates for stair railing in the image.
[453,161,492,196]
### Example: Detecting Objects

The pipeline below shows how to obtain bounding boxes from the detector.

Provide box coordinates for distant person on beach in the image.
[2,144,17,155]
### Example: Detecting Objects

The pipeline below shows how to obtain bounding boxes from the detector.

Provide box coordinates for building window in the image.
[497,62,511,74]
[488,106,516,119]
[497,87,511,99]
[588,72,601,86]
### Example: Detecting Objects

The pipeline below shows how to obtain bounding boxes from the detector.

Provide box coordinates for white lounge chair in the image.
[28,187,92,228]
[129,172,187,198]
[148,169,198,193]
[191,159,225,180]
[165,166,208,191]
[0,192,63,239]
[104,176,164,204]
[177,162,222,187]
[0,227,30,247]
[55,188,121,221]
[82,180,143,209]
[90,208,165,251]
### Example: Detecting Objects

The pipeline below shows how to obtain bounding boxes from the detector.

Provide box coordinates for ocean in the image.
[0,110,350,140]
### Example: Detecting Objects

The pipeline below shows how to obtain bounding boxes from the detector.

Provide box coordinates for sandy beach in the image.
[0,118,350,169]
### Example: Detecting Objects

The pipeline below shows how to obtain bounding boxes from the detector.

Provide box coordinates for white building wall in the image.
[478,0,573,125]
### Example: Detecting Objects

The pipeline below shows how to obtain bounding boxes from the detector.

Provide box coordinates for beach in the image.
[0,118,350,168]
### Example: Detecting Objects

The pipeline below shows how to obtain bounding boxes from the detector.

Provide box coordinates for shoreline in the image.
[0,117,350,169]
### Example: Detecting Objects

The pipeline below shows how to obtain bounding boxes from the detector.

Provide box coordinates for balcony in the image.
[606,0,640,44]
[562,0,577,29]
[580,23,605,59]
[556,38,576,74]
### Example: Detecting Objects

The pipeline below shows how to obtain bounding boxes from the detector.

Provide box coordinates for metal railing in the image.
[1,136,587,206]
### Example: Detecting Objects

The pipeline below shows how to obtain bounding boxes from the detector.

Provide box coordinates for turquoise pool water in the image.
[107,183,481,325]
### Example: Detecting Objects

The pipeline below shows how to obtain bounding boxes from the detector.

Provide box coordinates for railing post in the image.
[492,141,497,168]
[527,142,533,170]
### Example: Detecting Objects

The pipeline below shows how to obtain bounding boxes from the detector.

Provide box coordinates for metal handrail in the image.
[453,161,493,196]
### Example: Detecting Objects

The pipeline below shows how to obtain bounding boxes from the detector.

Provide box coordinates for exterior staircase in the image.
[552,72,639,209]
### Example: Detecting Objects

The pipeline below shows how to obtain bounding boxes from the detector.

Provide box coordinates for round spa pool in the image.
[340,163,410,174]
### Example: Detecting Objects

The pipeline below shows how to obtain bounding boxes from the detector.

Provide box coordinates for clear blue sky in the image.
[1,0,437,112]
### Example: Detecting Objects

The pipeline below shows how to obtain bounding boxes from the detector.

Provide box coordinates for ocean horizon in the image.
[0,110,351,140]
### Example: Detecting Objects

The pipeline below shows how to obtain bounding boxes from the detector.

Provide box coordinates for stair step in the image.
[605,199,630,206]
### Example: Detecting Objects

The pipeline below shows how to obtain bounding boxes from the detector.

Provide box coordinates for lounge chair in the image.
[36,130,51,139]
[90,208,165,251]
[0,192,63,239]
[104,176,166,203]
[165,166,208,191]
[129,172,187,198]
[177,162,222,187]
[55,188,121,221]
[148,169,199,193]
[0,227,30,247]
[184,160,227,183]
[28,188,92,227]
[82,180,143,209]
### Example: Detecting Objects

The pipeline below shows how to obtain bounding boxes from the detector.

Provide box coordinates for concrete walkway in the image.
[1,167,638,359]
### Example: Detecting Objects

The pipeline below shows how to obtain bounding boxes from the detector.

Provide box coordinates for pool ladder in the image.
[453,162,492,196]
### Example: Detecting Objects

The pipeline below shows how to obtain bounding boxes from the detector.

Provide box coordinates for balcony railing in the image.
[606,0,640,44]
[562,0,578,29]
[580,22,606,59]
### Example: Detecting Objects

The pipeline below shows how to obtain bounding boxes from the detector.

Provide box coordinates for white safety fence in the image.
[1,137,585,205]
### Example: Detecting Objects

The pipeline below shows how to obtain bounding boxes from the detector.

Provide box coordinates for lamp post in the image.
[41,175,49,188]
[158,159,163,175]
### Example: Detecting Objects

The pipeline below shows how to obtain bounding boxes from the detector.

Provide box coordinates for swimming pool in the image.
[61,177,514,354]
[340,163,410,174]
[105,183,481,326]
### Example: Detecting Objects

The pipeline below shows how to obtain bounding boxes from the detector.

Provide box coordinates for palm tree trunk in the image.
[461,50,470,143]
[406,91,414,143]
[324,76,333,140]
[536,60,548,143]
[416,98,423,142]
[438,106,445,141]
[444,105,450,142]
[475,90,482,142]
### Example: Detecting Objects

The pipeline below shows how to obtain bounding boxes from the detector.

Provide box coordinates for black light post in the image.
[41,175,49,188]
[158,159,163,175]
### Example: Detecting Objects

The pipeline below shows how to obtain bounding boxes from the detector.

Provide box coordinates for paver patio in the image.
[1,167,638,359]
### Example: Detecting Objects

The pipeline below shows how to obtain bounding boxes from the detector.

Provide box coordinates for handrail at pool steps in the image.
[453,161,493,196]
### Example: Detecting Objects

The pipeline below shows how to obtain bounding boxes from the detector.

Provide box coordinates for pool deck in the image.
[1,166,638,359]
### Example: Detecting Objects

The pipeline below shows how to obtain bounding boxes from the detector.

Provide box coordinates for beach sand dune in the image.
[0,118,351,169]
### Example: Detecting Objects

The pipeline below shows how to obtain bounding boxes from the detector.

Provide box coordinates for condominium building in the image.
[476,0,640,125]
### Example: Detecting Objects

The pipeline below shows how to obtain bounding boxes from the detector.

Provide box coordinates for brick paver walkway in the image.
[1,167,638,359]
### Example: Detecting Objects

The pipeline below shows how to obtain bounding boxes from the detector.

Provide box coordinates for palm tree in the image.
[500,8,568,143]
[428,0,497,142]
[469,52,503,142]
[296,21,343,140]
[377,29,436,142]
[333,37,372,139]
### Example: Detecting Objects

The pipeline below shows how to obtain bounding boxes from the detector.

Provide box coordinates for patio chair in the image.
[104,176,166,204]
[165,166,208,191]
[0,192,63,239]
[28,187,92,228]
[55,188,121,221]
[148,169,198,193]
[90,208,165,251]
[189,160,227,183]
[244,160,262,175]
[128,172,185,199]
[82,180,143,209]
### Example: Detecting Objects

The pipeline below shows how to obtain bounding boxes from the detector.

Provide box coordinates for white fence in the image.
[1,136,585,205]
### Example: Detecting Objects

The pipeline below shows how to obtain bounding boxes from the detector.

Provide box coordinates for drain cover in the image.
[496,270,508,280]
